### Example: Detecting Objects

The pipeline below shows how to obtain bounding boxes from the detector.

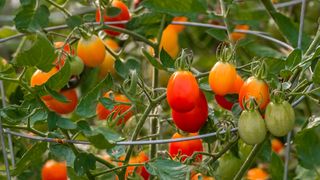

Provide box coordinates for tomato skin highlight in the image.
[172,91,208,133]
[265,100,295,137]
[238,109,267,145]
[96,91,132,125]
[168,133,203,162]
[209,61,237,96]
[215,95,234,110]
[77,35,105,67]
[43,88,78,114]
[167,71,199,112]
[239,76,270,110]
[95,0,130,36]
[41,160,67,180]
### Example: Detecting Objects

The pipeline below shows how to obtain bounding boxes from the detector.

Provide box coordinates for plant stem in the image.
[45,0,72,17]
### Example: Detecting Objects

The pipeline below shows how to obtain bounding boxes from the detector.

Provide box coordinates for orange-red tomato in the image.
[172,91,208,133]
[159,27,180,58]
[271,139,284,154]
[209,61,237,96]
[118,151,150,180]
[95,0,131,36]
[239,76,270,110]
[168,16,188,33]
[230,25,250,41]
[41,160,67,180]
[168,133,203,162]
[191,173,215,180]
[54,42,74,69]
[77,34,105,67]
[247,168,269,180]
[43,88,78,114]
[96,91,132,125]
[167,71,200,112]
[215,95,234,110]
[99,39,120,77]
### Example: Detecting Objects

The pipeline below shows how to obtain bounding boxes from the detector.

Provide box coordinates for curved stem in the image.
[45,0,72,17]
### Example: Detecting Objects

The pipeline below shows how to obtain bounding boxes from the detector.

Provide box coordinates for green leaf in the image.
[145,158,190,180]
[295,165,320,180]
[14,4,50,33]
[160,49,175,70]
[86,127,123,149]
[11,142,47,176]
[206,28,227,41]
[0,0,5,9]
[270,152,284,180]
[57,117,77,130]
[44,87,68,103]
[74,153,96,176]
[66,15,83,29]
[0,105,29,125]
[14,33,56,72]
[115,58,141,78]
[142,0,207,17]
[46,60,71,91]
[99,97,115,110]
[294,125,320,169]
[20,0,36,7]
[47,112,59,131]
[106,7,121,17]
[286,49,302,70]
[142,49,164,70]
[49,144,76,167]
[313,60,320,84]
[76,74,113,118]
[0,26,17,38]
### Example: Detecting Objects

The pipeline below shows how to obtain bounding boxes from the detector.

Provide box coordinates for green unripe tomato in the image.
[265,100,295,137]
[70,56,84,76]
[238,109,267,145]
[216,152,242,180]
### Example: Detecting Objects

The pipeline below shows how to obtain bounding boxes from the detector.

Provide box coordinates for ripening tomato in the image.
[118,151,150,180]
[54,42,74,69]
[99,39,120,78]
[77,34,105,67]
[191,173,215,180]
[215,95,234,110]
[271,139,284,154]
[247,168,269,180]
[230,25,250,41]
[69,56,84,76]
[159,27,180,58]
[43,88,78,114]
[96,91,132,125]
[209,61,237,96]
[167,71,199,112]
[265,100,295,137]
[239,76,270,110]
[172,91,208,133]
[168,133,203,162]
[229,74,244,94]
[95,0,131,36]
[168,16,188,33]
[41,160,67,180]
[238,109,267,145]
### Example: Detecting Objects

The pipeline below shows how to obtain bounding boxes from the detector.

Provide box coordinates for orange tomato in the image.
[168,16,188,33]
[229,74,244,94]
[41,160,67,180]
[239,76,270,110]
[118,152,150,180]
[77,34,105,67]
[96,91,132,125]
[99,39,120,77]
[271,139,284,154]
[54,42,74,69]
[191,173,215,180]
[43,88,78,114]
[168,133,203,162]
[159,27,180,58]
[95,0,131,36]
[209,61,237,96]
[247,168,269,180]
[30,67,59,88]
[230,25,250,41]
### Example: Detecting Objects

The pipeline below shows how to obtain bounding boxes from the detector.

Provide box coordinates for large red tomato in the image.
[96,0,131,36]
[172,91,208,133]
[167,71,200,112]
[43,88,78,114]
[239,76,270,110]
[168,133,203,162]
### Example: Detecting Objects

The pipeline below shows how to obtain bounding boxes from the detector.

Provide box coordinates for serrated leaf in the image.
[160,49,175,69]
[115,58,141,78]
[86,127,123,149]
[49,144,75,167]
[270,152,284,180]
[57,117,77,130]
[11,142,47,176]
[286,49,302,69]
[76,74,113,118]
[0,105,29,125]
[142,49,164,70]
[145,158,190,180]
[74,153,96,176]
[14,33,56,72]
[46,60,71,91]
[14,4,50,33]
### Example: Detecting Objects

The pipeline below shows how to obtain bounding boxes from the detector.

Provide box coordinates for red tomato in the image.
[172,91,208,133]
[215,95,234,110]
[41,160,67,180]
[168,133,203,162]
[96,0,131,36]
[167,71,200,112]
[209,61,237,96]
[42,89,78,114]
[239,76,270,110]
[96,91,132,125]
